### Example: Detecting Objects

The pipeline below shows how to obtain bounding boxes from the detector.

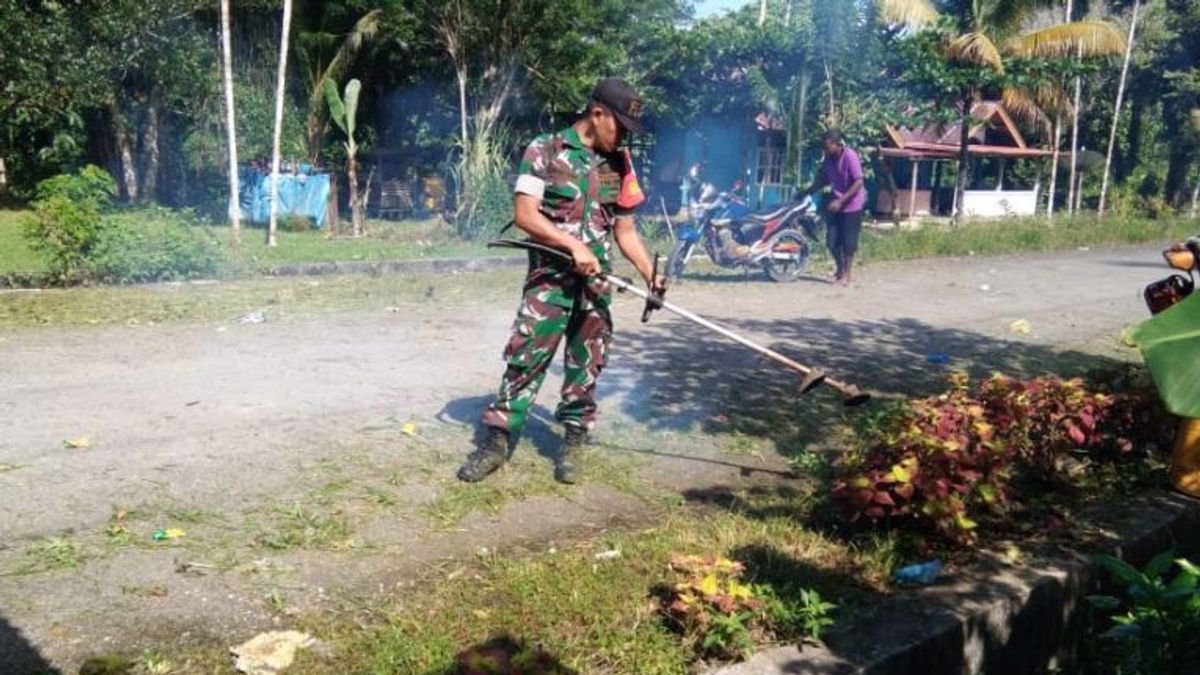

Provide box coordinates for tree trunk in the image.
[457,65,469,150]
[348,141,364,237]
[1099,0,1140,217]
[792,66,810,186]
[0,155,7,195]
[220,0,241,240]
[758,0,767,27]
[784,0,793,27]
[1165,145,1194,208]
[953,95,972,225]
[1067,45,1083,216]
[109,100,139,202]
[823,60,837,126]
[1120,93,1143,181]
[1048,115,1062,219]
[1075,169,1085,213]
[477,61,518,140]
[1191,177,1198,218]
[141,89,161,203]
[268,0,294,248]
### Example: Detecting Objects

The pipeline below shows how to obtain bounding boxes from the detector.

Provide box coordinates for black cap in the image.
[590,77,645,134]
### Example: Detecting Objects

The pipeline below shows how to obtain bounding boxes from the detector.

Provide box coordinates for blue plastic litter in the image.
[926,354,953,365]
[893,559,943,585]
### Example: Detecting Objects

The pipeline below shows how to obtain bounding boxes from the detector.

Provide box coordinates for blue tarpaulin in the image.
[235,168,332,228]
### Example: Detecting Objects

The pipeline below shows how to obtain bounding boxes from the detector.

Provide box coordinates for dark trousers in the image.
[827,210,863,270]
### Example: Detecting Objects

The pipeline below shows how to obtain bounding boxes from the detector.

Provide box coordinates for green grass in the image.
[7,206,1193,287]
[274,487,897,675]
[0,266,516,330]
[16,536,84,574]
[859,214,1199,262]
[0,209,514,283]
[252,501,355,552]
[221,218,502,272]
[0,211,41,276]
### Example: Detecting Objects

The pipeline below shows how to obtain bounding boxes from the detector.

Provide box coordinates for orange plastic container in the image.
[1171,417,1200,498]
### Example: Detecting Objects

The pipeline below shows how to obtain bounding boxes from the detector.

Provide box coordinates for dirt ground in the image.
[0,245,1171,672]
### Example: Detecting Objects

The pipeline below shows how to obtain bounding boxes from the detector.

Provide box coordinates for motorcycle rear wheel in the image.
[762,230,811,283]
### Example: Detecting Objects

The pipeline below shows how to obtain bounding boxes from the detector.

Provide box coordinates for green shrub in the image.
[88,209,224,283]
[452,125,514,241]
[24,165,117,281]
[1087,551,1200,675]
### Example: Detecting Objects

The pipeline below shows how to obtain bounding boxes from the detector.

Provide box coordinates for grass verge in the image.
[265,487,896,675]
[0,267,516,330]
[859,214,1197,261]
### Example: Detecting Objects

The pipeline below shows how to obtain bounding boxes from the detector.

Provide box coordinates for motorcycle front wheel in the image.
[762,230,811,283]
[666,239,696,281]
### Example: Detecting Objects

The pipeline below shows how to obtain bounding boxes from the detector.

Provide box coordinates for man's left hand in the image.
[828,198,844,213]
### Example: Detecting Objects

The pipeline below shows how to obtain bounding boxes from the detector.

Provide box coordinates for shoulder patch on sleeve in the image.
[515,175,546,200]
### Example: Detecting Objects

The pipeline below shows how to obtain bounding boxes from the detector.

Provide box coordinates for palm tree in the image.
[268,0,294,248]
[879,0,1125,222]
[219,0,241,244]
[1098,0,1141,216]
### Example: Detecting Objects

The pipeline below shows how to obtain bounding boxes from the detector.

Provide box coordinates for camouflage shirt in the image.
[514,127,637,292]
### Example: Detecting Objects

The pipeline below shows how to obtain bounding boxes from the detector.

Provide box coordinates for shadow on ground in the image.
[0,615,58,675]
[427,633,578,675]
[438,394,563,460]
[609,315,1126,462]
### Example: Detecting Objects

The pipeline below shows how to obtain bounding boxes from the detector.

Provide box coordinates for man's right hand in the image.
[571,243,602,277]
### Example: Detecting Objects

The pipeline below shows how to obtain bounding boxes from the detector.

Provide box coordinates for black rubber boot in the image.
[554,425,587,484]
[457,427,509,483]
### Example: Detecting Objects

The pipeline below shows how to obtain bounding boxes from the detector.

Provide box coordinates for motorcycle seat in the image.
[744,201,804,223]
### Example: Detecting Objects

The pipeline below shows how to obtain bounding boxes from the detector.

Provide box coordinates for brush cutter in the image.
[489,238,870,407]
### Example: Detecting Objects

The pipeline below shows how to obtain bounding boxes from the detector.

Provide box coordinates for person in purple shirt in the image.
[804,130,865,285]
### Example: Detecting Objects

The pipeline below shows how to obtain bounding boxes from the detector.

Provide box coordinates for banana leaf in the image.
[1128,290,1200,418]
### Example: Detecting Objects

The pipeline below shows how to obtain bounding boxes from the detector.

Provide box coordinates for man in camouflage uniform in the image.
[458,78,665,484]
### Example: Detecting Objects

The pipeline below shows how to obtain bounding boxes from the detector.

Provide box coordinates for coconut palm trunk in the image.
[268,0,294,248]
[1048,116,1062,218]
[1099,0,1140,216]
[220,0,241,242]
[1067,43,1083,216]
[954,92,973,225]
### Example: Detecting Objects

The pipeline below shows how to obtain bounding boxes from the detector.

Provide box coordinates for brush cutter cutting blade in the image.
[798,370,826,394]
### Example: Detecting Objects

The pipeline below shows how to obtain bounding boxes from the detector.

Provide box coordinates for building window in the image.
[756,132,785,185]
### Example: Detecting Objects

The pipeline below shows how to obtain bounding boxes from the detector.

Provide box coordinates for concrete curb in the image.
[712,492,1200,675]
[266,255,527,277]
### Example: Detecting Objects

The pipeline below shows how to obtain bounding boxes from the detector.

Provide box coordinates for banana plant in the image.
[324,77,365,236]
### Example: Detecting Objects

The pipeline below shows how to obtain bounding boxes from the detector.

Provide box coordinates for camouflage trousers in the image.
[481,274,613,435]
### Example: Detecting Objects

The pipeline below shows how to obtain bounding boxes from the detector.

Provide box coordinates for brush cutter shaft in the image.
[607,275,809,373]
[486,237,869,404]
[602,274,864,401]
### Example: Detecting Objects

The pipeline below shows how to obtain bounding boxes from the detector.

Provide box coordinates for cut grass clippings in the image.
[426,444,647,528]
[14,536,84,574]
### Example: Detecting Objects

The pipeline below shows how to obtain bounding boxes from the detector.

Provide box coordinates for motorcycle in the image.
[1144,237,1200,314]
[665,178,823,283]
